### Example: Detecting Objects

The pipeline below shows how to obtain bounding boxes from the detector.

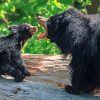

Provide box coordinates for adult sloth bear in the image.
[37,8,100,94]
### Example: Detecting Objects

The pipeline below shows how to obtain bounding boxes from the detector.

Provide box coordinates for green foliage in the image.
[0,0,91,54]
[73,0,92,12]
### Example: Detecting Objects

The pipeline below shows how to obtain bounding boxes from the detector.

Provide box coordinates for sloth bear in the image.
[37,8,100,94]
[0,23,38,82]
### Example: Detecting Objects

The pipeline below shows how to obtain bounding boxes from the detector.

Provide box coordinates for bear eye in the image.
[26,26,29,30]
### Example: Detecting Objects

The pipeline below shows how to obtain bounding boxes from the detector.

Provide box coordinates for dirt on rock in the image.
[23,54,71,88]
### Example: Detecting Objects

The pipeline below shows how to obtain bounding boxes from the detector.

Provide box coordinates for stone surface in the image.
[0,78,100,100]
[0,54,100,100]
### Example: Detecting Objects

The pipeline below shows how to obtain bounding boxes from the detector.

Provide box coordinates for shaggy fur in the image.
[0,23,37,82]
[37,8,100,94]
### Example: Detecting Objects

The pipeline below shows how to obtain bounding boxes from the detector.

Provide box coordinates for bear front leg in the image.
[65,57,94,94]
[1,64,25,82]
[11,51,31,76]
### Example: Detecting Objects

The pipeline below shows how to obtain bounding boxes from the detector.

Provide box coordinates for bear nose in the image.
[32,26,38,32]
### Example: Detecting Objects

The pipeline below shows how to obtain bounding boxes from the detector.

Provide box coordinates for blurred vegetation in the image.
[0,0,99,54]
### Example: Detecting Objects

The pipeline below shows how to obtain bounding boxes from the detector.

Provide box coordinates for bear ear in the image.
[8,25,19,33]
[8,25,18,29]
[8,25,14,30]
[8,25,19,30]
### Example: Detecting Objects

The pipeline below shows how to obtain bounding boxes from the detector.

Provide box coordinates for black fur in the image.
[0,23,36,82]
[45,8,100,94]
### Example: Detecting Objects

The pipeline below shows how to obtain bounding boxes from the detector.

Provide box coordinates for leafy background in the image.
[0,0,99,54]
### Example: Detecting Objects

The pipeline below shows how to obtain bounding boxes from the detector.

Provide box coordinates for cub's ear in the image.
[8,25,19,30]
[8,25,19,33]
